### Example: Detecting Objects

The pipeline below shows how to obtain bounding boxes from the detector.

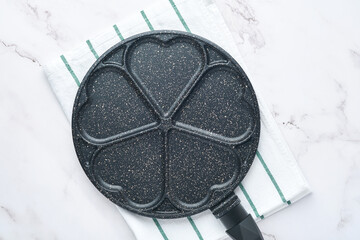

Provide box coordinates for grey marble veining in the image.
[0,0,359,239]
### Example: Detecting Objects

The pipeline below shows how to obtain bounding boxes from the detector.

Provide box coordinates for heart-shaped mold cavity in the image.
[174,66,255,140]
[126,37,205,115]
[77,67,158,141]
[93,131,165,209]
[167,130,239,208]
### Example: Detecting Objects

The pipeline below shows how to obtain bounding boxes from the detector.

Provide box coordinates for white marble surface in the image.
[0,0,359,239]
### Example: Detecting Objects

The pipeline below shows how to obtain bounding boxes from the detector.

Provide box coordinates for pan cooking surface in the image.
[72,31,260,218]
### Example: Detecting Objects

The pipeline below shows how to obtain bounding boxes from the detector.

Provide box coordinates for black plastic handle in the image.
[211,192,264,240]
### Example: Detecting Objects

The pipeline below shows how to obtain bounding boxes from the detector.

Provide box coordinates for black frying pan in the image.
[72,31,263,240]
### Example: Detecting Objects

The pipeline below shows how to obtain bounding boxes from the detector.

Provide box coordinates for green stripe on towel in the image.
[113,24,124,40]
[256,151,290,205]
[86,40,99,59]
[141,10,154,31]
[239,183,264,219]
[168,0,191,32]
[187,217,204,240]
[60,55,80,86]
[153,218,169,240]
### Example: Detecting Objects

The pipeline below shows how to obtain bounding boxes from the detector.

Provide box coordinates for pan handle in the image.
[211,192,264,240]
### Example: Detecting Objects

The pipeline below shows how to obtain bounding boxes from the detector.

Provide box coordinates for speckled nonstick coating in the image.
[72,30,260,219]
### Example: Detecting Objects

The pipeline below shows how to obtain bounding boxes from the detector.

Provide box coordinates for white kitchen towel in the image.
[43,0,310,239]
